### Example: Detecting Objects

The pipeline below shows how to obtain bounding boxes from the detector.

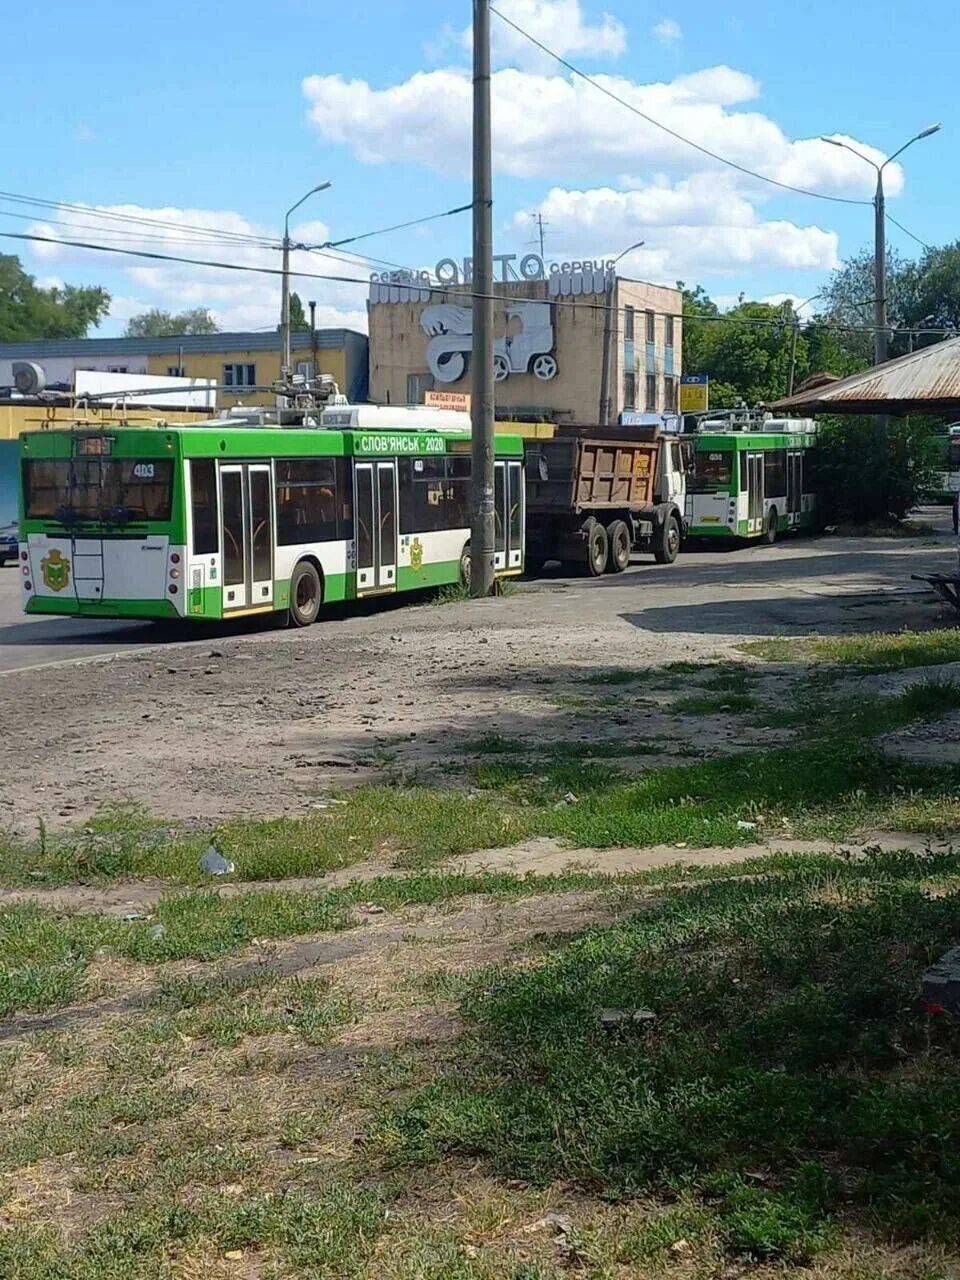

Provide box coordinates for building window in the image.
[223,363,256,387]
[645,310,655,343]
[296,360,314,380]
[623,306,635,341]
[664,376,678,412]
[665,314,675,348]
[107,365,129,373]
[406,372,435,404]
[645,374,657,411]
[623,371,637,411]
[166,365,185,378]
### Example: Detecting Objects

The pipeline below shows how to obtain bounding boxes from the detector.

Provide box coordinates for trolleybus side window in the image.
[398,456,470,534]
[276,458,351,545]
[190,460,218,555]
[764,448,787,499]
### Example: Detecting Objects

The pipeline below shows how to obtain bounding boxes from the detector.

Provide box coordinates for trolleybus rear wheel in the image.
[763,508,779,545]
[288,560,322,627]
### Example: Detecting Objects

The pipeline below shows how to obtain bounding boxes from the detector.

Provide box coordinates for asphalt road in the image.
[0,510,955,675]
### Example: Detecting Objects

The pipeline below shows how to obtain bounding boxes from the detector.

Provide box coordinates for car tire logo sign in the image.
[41,549,71,592]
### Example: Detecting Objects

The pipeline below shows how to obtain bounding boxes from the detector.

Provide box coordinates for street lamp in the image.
[820,125,939,365]
[599,240,646,424]
[784,292,825,397]
[280,181,332,380]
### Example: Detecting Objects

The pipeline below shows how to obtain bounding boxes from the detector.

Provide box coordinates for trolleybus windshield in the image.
[690,450,733,493]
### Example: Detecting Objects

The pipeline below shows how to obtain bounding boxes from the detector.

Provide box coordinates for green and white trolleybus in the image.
[17,406,525,625]
[686,414,818,543]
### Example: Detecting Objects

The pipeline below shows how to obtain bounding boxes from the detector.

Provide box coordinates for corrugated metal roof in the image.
[770,337,960,414]
[0,328,366,359]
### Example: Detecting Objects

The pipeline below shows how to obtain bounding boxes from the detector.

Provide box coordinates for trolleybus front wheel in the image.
[288,560,323,627]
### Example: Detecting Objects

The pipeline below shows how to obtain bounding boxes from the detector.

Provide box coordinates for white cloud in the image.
[514,177,841,277]
[302,64,901,199]
[652,18,682,44]
[463,0,626,69]
[24,204,371,333]
[75,123,96,143]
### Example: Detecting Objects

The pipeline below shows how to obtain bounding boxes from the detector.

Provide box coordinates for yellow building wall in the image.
[146,348,348,407]
[0,404,215,441]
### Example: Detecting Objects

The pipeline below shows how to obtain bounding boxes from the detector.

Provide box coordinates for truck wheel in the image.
[763,508,779,545]
[606,520,631,573]
[653,514,681,565]
[585,521,608,576]
[289,560,322,627]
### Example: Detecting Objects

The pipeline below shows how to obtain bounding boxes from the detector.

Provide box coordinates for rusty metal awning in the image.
[770,337,960,415]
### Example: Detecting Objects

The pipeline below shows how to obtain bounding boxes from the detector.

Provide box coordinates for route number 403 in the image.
[132,463,155,479]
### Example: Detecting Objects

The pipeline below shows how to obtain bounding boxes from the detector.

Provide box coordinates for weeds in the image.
[374,849,960,1260]
[741,629,960,672]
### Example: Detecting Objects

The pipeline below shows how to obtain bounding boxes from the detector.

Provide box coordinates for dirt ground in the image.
[0,590,950,836]
[0,520,954,834]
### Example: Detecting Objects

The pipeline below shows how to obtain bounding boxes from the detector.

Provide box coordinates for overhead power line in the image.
[488,4,872,207]
[5,228,957,337]
[310,202,473,251]
[885,212,932,251]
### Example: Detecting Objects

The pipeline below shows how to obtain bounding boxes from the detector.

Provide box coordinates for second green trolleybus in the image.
[17,405,525,626]
[687,414,818,544]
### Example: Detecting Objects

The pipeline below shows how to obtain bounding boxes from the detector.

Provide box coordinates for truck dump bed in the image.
[525,430,660,515]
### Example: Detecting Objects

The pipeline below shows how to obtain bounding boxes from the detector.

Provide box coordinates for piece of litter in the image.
[736,820,757,831]
[120,910,147,922]
[674,842,688,849]
[200,846,235,876]
[563,792,578,804]
[670,1238,691,1255]
[148,924,166,941]
[224,1250,244,1261]
[531,1212,573,1236]
[598,1007,657,1032]
[360,903,387,915]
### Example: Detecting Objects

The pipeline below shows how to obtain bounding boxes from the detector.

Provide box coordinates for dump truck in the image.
[523,425,687,575]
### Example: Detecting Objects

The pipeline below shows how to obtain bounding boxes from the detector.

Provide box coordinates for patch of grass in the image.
[0,1184,386,1279]
[673,692,758,716]
[374,849,960,1259]
[741,629,960,672]
[580,668,646,686]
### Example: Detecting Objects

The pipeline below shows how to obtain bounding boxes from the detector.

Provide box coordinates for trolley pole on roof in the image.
[470,0,496,597]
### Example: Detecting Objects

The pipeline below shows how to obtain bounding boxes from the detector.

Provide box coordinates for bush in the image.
[816,414,940,525]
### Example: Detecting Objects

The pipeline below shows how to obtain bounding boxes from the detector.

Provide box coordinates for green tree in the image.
[124,307,219,337]
[819,247,913,362]
[288,293,310,331]
[898,240,960,345]
[0,255,110,340]
[817,414,940,525]
[682,289,798,406]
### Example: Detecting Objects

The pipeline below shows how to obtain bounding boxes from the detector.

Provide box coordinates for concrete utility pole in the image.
[470,0,496,597]
[821,126,939,365]
[280,182,331,380]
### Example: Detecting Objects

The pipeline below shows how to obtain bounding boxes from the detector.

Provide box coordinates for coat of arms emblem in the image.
[41,549,71,592]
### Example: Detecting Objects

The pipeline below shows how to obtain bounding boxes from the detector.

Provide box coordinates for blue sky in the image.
[1,0,953,335]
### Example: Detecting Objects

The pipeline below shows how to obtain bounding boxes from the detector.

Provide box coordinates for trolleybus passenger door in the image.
[376,461,397,590]
[219,464,274,612]
[248,465,274,608]
[354,461,397,594]
[747,453,764,535]
[787,452,802,525]
[507,461,524,570]
[219,465,248,610]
